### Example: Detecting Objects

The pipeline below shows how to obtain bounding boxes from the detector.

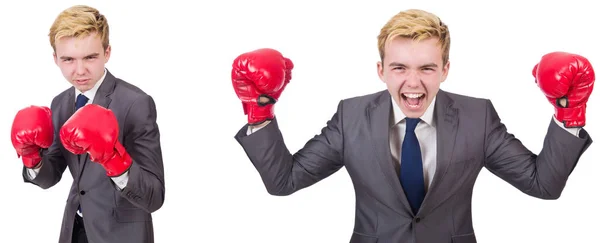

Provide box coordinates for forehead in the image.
[384,37,443,64]
[54,33,103,56]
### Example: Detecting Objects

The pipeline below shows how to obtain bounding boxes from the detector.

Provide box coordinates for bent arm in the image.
[484,99,592,199]
[22,142,68,189]
[234,101,345,196]
[22,100,68,189]
[118,95,165,213]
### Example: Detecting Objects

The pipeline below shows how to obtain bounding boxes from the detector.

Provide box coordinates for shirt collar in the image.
[75,68,107,102]
[392,95,436,127]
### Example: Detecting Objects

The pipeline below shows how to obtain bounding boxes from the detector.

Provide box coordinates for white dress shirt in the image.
[390,97,438,193]
[26,69,129,193]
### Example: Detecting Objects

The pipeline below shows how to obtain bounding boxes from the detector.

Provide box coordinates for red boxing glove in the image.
[60,104,132,177]
[231,48,294,125]
[532,51,595,128]
[11,106,53,168]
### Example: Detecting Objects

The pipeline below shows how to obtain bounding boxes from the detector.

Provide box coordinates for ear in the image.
[440,61,450,82]
[377,61,384,82]
[104,45,112,62]
[53,52,58,66]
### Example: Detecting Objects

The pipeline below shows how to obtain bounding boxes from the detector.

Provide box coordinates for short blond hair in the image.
[377,9,450,65]
[49,5,109,51]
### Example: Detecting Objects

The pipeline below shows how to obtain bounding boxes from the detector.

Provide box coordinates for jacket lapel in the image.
[62,88,81,171]
[417,90,459,216]
[77,70,115,179]
[367,91,413,216]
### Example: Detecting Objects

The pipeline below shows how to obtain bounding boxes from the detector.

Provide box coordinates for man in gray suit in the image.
[231,9,594,243]
[10,5,165,243]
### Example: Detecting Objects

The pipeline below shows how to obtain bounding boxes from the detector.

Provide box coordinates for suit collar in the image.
[96,69,117,98]
[87,69,116,108]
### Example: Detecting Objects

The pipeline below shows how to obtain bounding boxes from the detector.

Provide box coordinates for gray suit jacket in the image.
[235,89,592,243]
[23,70,165,243]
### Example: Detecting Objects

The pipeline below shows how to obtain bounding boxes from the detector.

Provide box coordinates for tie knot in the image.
[405,118,421,132]
[76,94,89,110]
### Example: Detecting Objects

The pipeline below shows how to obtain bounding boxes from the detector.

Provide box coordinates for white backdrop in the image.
[1,0,598,242]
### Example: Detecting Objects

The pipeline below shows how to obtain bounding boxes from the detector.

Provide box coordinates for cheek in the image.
[422,77,441,92]
[90,60,105,71]
[385,72,404,89]
[58,63,74,75]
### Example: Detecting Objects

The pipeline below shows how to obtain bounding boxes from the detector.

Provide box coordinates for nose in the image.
[75,60,86,75]
[405,70,421,88]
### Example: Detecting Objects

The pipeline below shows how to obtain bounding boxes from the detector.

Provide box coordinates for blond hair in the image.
[49,5,109,51]
[377,9,450,65]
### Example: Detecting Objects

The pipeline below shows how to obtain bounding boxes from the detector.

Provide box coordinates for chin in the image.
[73,84,90,92]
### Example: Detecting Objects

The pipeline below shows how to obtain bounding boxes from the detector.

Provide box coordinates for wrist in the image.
[249,119,272,129]
[555,104,586,128]
[102,142,132,177]
[22,151,43,169]
[247,102,275,125]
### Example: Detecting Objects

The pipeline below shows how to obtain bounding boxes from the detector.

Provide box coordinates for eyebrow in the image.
[388,62,439,68]
[59,53,100,60]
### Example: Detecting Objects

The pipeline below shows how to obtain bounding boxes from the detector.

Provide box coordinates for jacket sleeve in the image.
[484,99,592,199]
[118,94,166,213]
[234,100,345,196]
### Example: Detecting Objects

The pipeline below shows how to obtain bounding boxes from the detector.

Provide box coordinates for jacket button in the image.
[80,190,86,195]
[415,217,421,223]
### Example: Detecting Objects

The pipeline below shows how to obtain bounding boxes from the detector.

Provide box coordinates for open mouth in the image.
[401,92,426,109]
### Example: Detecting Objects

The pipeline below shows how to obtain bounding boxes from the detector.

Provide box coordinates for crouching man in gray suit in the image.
[231,9,594,243]
[10,5,165,243]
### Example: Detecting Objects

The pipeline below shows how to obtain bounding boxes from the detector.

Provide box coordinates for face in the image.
[377,37,449,118]
[53,32,110,92]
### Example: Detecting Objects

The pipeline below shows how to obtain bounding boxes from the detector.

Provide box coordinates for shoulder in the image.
[50,86,74,109]
[437,90,497,121]
[112,76,151,99]
[109,74,157,110]
[320,90,390,125]
[106,74,158,122]
[440,89,491,109]
[339,90,389,110]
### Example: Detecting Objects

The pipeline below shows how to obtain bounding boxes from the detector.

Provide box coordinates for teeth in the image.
[404,93,423,99]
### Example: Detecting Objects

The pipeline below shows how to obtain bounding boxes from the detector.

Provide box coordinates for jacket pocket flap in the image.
[350,232,378,243]
[452,233,476,243]
[113,207,151,222]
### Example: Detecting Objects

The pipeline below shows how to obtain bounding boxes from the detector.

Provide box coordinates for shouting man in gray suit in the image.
[10,5,165,243]
[231,9,594,243]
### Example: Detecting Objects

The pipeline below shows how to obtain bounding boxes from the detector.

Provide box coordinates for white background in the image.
[1,0,598,242]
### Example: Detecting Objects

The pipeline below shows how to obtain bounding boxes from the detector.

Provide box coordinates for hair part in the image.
[377,9,450,66]
[49,5,109,52]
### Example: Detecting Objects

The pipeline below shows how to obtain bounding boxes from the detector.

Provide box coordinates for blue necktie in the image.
[75,94,88,216]
[76,94,88,110]
[74,94,88,161]
[400,118,425,214]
